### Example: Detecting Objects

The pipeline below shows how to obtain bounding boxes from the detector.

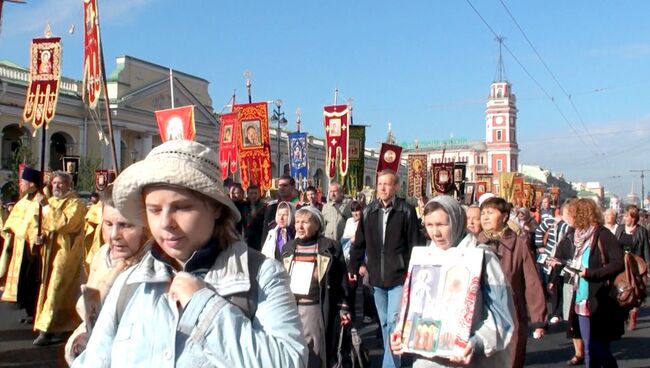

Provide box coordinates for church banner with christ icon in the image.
[396,246,483,359]
[233,102,272,192]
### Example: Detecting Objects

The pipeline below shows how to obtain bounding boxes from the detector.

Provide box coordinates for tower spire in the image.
[495,35,506,82]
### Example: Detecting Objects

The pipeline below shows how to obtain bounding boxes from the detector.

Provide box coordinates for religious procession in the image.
[1,1,649,368]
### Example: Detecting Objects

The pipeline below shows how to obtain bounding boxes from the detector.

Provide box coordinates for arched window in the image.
[2,124,30,169]
[49,132,74,171]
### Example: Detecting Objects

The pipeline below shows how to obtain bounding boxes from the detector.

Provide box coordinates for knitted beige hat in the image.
[112,140,241,224]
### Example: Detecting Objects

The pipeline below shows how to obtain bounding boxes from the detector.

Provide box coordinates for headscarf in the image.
[295,206,326,237]
[428,195,467,248]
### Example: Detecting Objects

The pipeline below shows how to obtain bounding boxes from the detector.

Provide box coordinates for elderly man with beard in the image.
[32,171,87,346]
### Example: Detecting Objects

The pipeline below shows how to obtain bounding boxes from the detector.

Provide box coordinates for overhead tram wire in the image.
[463,0,600,158]
[497,0,604,159]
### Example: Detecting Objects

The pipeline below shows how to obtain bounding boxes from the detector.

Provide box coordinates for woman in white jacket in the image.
[390,196,515,367]
[261,201,294,260]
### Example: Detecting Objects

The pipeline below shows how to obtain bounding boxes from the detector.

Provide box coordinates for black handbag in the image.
[333,325,371,368]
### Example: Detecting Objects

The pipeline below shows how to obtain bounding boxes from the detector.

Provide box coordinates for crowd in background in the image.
[0,141,646,368]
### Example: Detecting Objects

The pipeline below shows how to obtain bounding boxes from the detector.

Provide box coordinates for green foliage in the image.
[77,156,102,193]
[2,142,36,201]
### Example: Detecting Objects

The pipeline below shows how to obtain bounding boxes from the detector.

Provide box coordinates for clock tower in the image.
[485,80,519,175]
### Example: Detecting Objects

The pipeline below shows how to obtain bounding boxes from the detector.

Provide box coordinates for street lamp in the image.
[270,99,288,177]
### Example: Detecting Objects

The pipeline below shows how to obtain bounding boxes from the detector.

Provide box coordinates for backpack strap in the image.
[224,248,264,319]
[115,267,141,326]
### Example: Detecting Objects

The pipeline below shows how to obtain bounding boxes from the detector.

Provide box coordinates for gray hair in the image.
[295,206,325,236]
[52,171,73,185]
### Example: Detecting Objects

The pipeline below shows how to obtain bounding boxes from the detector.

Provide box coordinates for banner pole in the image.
[170,68,175,108]
[96,8,119,174]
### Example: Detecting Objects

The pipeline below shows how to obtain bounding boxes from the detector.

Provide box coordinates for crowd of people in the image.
[0,139,646,368]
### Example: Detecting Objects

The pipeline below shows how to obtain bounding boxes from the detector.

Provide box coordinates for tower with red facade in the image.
[485,80,519,175]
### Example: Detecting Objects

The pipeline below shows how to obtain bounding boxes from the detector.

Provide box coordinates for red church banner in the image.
[323,105,350,178]
[218,112,239,179]
[233,102,272,192]
[376,143,402,174]
[83,0,101,109]
[23,37,62,134]
[407,154,427,198]
[155,105,195,142]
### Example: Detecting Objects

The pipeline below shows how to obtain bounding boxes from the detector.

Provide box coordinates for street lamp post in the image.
[270,99,287,178]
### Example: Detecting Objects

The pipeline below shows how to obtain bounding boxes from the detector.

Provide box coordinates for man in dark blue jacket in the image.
[348,169,423,368]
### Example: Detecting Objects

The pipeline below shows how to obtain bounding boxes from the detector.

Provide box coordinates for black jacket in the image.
[348,197,423,288]
[281,236,349,363]
[614,224,650,265]
[569,226,625,341]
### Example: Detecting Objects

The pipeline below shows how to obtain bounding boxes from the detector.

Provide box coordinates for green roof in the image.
[0,60,27,70]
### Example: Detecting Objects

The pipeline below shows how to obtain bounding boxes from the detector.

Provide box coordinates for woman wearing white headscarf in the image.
[390,196,515,367]
[261,201,295,260]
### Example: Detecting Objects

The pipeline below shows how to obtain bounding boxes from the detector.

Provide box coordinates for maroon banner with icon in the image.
[323,105,350,178]
[376,143,402,174]
[23,37,62,134]
[431,162,455,194]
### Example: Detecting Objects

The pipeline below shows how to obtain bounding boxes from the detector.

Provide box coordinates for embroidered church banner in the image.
[323,105,349,178]
[475,181,488,201]
[155,105,195,142]
[83,0,101,109]
[377,143,402,174]
[498,172,516,202]
[407,154,427,199]
[431,162,455,195]
[218,112,239,179]
[23,37,62,134]
[344,125,365,196]
[233,102,272,192]
[288,132,308,188]
[512,176,524,207]
[523,183,534,208]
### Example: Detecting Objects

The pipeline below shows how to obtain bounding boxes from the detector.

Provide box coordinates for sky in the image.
[1,0,650,198]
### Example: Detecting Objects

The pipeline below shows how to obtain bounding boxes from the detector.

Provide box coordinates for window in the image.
[496,159,503,172]
[496,130,503,142]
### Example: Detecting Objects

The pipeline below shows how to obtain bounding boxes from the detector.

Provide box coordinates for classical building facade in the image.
[0,55,387,198]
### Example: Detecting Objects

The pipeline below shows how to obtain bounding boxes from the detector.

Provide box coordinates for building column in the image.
[141,133,153,156]
[43,130,53,170]
[104,128,121,170]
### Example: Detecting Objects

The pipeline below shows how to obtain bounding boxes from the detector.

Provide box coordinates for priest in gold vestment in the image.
[32,171,86,346]
[1,167,42,323]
